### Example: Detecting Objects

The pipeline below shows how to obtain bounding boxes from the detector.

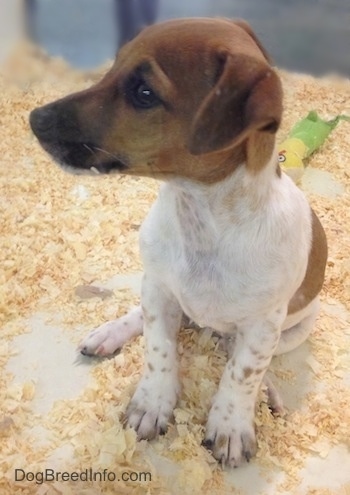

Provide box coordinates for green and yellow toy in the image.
[278,111,350,182]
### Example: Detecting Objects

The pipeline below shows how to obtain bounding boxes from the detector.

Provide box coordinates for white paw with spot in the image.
[126,373,179,440]
[204,394,257,467]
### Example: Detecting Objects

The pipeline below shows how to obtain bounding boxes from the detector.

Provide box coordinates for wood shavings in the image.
[1,45,350,494]
[0,417,15,433]
[170,459,212,495]
[305,355,323,375]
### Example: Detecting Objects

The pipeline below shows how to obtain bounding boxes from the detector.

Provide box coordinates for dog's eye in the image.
[128,81,161,110]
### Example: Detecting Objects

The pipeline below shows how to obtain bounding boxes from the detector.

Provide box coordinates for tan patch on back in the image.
[288,208,327,314]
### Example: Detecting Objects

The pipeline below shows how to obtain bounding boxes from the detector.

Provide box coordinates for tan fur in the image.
[288,209,328,314]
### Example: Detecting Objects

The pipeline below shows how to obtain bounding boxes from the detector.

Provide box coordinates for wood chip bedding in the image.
[1,45,349,494]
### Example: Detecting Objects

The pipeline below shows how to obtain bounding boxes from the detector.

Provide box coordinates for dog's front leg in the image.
[126,275,182,440]
[204,312,284,467]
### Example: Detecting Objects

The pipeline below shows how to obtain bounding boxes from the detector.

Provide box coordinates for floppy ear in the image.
[188,53,283,169]
[233,19,272,63]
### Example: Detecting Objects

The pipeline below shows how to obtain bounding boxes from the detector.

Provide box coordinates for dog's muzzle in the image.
[29,105,128,175]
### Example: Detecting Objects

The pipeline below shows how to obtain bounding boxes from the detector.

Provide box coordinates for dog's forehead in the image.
[117,18,267,73]
[141,18,262,53]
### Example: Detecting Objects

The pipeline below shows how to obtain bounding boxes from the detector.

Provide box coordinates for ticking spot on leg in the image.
[216,434,227,450]
[243,367,253,379]
[148,362,155,372]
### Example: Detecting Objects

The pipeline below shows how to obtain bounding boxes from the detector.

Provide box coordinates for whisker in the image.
[83,143,96,156]
[91,145,121,161]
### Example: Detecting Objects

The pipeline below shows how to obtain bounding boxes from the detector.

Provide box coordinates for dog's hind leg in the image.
[274,297,320,356]
[78,306,144,356]
[263,374,285,415]
[260,297,320,416]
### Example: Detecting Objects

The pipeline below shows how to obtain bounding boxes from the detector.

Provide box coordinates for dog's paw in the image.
[263,375,285,416]
[204,400,257,468]
[126,375,178,440]
[78,320,134,356]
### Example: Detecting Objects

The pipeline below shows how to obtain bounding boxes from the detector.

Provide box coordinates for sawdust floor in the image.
[1,46,350,495]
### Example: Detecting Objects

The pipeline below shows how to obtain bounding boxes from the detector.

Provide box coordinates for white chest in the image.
[139,174,310,332]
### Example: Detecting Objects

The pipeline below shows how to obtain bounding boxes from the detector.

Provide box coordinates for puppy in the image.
[29,18,327,467]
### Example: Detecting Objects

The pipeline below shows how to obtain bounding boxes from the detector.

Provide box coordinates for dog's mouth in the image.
[38,139,128,176]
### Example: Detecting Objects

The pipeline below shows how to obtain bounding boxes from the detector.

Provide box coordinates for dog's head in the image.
[30,18,283,183]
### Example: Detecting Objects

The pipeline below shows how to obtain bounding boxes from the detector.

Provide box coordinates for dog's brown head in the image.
[30,18,283,183]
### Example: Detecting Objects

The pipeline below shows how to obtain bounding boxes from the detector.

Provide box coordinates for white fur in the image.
[80,152,316,466]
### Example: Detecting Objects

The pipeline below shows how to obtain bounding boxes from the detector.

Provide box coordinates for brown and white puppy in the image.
[30,18,327,467]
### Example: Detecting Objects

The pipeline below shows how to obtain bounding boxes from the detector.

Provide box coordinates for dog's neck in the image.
[158,150,280,252]
[166,149,280,217]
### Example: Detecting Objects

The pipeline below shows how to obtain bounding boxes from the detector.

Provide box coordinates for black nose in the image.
[29,105,57,140]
